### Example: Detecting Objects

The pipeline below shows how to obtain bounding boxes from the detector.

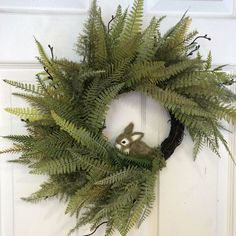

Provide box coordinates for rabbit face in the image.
[115,122,144,154]
[115,134,132,153]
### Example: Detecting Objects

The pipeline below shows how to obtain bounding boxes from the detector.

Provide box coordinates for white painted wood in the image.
[0,0,236,236]
[0,69,77,236]
[0,0,89,14]
[147,0,234,16]
[227,79,236,236]
[0,76,15,236]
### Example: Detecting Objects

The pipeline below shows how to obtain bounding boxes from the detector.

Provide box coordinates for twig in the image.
[21,119,29,123]
[188,34,211,46]
[48,44,54,60]
[43,67,57,89]
[44,66,53,81]
[220,79,236,86]
[82,221,108,236]
[187,45,200,56]
[108,15,116,33]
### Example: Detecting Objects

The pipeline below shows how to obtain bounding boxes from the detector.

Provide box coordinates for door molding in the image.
[227,79,236,236]
[0,62,41,69]
[0,0,91,15]
[146,0,236,18]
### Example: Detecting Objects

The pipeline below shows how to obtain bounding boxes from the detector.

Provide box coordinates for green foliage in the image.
[136,17,159,63]
[5,107,50,121]
[122,0,143,39]
[3,79,42,94]
[2,0,236,236]
[51,111,110,159]
[86,83,124,131]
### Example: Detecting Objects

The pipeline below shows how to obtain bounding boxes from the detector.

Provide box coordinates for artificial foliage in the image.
[2,0,236,235]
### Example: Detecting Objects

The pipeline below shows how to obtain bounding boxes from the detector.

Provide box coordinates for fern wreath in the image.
[2,1,236,236]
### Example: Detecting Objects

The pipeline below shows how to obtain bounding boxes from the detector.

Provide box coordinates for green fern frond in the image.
[100,59,130,89]
[51,111,110,158]
[206,103,236,123]
[82,77,101,118]
[192,135,204,160]
[109,5,128,46]
[116,151,153,169]
[35,38,64,83]
[0,144,26,154]
[136,17,158,63]
[127,59,200,87]
[54,58,81,73]
[86,83,124,131]
[4,79,42,94]
[112,33,141,62]
[76,0,99,66]
[22,181,62,203]
[104,222,115,236]
[122,0,143,39]
[139,85,213,118]
[123,175,155,235]
[65,182,106,216]
[127,61,165,86]
[5,107,50,121]
[95,166,138,185]
[29,156,79,175]
[205,51,212,70]
[94,8,109,68]
[2,135,32,143]
[34,37,51,65]
[12,93,49,113]
[70,151,114,176]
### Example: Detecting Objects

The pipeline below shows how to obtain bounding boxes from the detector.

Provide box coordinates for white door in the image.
[0,1,235,236]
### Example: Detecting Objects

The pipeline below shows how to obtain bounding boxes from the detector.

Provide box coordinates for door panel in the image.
[0,1,235,236]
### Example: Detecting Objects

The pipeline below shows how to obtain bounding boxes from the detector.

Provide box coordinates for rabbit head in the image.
[115,122,144,154]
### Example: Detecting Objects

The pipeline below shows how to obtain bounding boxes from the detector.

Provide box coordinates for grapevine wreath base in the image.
[2,0,236,235]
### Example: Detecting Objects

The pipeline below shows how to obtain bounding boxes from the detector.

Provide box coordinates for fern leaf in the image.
[109,5,128,46]
[51,111,110,158]
[29,156,79,175]
[205,51,212,70]
[4,79,42,94]
[65,182,107,216]
[35,38,64,83]
[3,135,32,143]
[94,8,109,68]
[22,181,61,203]
[5,107,50,121]
[70,151,114,176]
[192,135,204,160]
[123,0,144,39]
[124,175,156,235]
[34,37,51,65]
[139,85,213,118]
[0,144,26,154]
[95,166,138,185]
[86,83,124,131]
[136,17,158,62]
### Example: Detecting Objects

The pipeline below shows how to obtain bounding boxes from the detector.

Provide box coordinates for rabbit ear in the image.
[131,132,144,141]
[124,122,134,134]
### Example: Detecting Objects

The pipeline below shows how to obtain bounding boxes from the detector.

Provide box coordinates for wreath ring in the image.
[2,1,236,236]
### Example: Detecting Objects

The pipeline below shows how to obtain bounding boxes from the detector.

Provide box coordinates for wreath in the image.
[2,0,236,235]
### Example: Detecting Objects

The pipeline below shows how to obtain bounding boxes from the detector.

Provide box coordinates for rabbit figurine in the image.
[115,122,153,155]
